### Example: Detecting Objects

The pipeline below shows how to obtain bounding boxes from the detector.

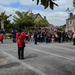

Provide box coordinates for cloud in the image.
[0,5,26,23]
[0,0,36,6]
[19,0,36,6]
[0,0,18,5]
[0,0,74,26]
[31,9,68,26]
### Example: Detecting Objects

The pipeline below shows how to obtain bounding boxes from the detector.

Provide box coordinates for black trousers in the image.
[34,38,37,44]
[0,40,3,43]
[73,38,75,45]
[18,47,24,59]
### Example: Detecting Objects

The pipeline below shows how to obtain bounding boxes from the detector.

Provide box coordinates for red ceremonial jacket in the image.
[0,34,3,41]
[16,32,26,47]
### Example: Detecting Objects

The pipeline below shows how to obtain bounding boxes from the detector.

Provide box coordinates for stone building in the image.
[66,13,75,32]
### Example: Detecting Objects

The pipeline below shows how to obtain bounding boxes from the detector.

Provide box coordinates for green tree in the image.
[32,0,75,10]
[34,19,49,28]
[13,10,34,30]
[4,20,13,32]
[73,0,75,7]
[0,11,12,31]
[32,0,58,10]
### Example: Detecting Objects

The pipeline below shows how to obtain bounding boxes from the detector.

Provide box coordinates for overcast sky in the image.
[0,0,75,26]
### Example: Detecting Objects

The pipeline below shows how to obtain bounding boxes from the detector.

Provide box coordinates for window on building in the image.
[69,20,73,25]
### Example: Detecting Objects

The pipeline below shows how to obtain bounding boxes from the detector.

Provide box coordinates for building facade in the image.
[66,13,75,32]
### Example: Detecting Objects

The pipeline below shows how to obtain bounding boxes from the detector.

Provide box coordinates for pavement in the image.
[0,39,75,75]
[0,39,45,75]
[0,51,40,75]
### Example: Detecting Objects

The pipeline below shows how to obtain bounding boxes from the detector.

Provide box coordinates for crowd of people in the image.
[33,29,74,44]
[0,28,75,60]
[1,28,75,45]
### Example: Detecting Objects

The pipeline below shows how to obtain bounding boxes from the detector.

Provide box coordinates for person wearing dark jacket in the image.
[34,31,38,44]
[12,29,17,43]
[73,32,75,45]
[57,31,61,43]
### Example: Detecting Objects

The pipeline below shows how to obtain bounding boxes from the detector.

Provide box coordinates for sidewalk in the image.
[0,51,45,75]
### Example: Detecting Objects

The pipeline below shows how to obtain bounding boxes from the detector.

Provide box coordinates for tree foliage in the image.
[13,11,34,29]
[0,11,11,21]
[65,0,75,13]
[0,11,12,32]
[32,0,75,10]
[32,0,58,10]
[34,19,49,28]
[73,0,75,7]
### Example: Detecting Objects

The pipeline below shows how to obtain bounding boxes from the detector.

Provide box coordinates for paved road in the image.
[0,40,75,75]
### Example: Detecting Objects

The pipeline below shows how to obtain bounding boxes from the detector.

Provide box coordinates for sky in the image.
[0,0,75,26]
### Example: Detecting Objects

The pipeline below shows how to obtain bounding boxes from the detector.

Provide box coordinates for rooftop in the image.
[67,14,75,20]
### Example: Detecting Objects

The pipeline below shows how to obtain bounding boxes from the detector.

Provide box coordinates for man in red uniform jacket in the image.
[16,30,26,59]
[0,34,3,43]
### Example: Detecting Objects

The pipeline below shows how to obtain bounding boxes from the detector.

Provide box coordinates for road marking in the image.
[27,42,75,52]
[40,44,75,52]
[1,46,75,61]
[2,51,47,75]
[27,47,75,61]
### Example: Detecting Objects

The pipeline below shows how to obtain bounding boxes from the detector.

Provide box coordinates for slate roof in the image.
[67,15,75,20]
[33,13,43,19]
[33,13,49,24]
[33,13,39,18]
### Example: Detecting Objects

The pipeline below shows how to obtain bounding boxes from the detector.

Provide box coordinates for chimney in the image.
[44,16,46,20]
[69,13,73,18]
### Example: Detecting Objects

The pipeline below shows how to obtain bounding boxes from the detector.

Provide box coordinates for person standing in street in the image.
[16,29,26,59]
[73,32,75,45]
[34,31,38,44]
[0,33,3,43]
[12,29,17,43]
